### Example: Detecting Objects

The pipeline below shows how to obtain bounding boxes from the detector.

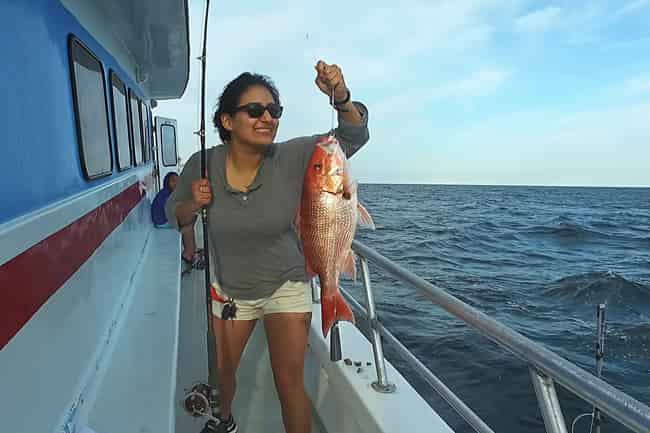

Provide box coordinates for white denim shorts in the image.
[211,280,313,320]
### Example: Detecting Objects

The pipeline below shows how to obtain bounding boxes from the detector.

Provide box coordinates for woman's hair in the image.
[212,72,280,143]
[163,171,178,190]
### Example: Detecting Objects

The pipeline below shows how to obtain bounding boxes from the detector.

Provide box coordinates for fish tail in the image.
[321,292,355,337]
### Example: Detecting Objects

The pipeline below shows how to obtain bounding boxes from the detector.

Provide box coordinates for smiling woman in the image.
[164,61,369,433]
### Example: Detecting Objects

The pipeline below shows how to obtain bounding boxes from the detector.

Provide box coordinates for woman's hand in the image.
[314,60,363,125]
[315,60,349,102]
[191,178,212,210]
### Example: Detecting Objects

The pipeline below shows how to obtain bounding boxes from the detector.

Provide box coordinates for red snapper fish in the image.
[299,135,374,337]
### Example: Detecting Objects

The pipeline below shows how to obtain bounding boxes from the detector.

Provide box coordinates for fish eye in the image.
[314,163,322,171]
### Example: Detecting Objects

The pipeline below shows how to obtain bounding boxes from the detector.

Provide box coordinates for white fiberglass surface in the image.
[0,201,150,433]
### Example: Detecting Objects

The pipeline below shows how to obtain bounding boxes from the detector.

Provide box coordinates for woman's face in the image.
[168,174,178,191]
[222,85,280,150]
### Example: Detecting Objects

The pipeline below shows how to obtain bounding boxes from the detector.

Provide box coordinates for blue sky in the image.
[158,0,650,186]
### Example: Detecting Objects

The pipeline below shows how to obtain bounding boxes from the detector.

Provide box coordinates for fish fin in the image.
[342,180,356,201]
[321,292,355,337]
[340,250,357,281]
[357,203,375,230]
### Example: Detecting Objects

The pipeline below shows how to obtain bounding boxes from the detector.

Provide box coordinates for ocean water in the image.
[345,184,650,433]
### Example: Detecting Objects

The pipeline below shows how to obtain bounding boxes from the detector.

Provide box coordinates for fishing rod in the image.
[198,0,211,296]
[197,0,220,428]
[182,1,222,432]
[571,304,607,433]
[592,304,606,433]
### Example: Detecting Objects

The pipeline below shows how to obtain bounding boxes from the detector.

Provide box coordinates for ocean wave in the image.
[543,271,650,306]
[524,216,607,240]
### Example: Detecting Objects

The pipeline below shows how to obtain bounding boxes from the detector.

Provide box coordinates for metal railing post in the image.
[360,256,396,393]
[530,368,569,433]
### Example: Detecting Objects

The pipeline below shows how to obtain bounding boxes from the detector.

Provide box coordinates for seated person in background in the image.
[152,172,204,270]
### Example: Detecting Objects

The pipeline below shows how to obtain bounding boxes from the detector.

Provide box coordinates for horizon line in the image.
[358,181,650,189]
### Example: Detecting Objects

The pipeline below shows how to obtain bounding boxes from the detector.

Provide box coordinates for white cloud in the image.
[372,66,511,120]
[439,101,650,186]
[515,6,563,33]
[432,67,511,99]
[615,0,650,18]
[622,75,650,94]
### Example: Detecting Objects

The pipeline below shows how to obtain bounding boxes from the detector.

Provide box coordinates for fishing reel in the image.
[183,382,218,418]
[183,382,225,433]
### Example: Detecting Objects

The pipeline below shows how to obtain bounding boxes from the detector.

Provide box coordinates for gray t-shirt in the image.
[165,102,369,299]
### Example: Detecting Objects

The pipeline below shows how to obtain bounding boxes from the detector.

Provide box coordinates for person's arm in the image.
[174,199,202,228]
[334,101,369,158]
[332,91,363,126]
[314,60,369,158]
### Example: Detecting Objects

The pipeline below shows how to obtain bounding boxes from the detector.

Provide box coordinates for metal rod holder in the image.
[530,368,569,433]
[311,278,320,304]
[330,322,342,362]
[360,257,396,393]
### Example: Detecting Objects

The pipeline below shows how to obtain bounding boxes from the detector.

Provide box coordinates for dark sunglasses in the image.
[233,102,283,119]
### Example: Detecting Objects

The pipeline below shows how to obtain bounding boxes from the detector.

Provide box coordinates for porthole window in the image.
[69,37,112,179]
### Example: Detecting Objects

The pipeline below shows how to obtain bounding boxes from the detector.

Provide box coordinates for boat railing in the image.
[323,239,650,433]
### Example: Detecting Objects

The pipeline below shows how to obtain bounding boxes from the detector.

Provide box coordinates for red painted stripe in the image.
[0,183,144,349]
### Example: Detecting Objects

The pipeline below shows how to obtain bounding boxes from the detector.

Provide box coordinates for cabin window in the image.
[147,107,154,162]
[141,102,150,162]
[161,124,177,167]
[129,91,144,165]
[110,72,132,171]
[69,37,112,179]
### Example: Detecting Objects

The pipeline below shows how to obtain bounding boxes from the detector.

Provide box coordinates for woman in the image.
[165,60,369,433]
[151,172,203,271]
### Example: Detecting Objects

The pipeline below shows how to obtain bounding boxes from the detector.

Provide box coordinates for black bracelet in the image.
[332,89,351,106]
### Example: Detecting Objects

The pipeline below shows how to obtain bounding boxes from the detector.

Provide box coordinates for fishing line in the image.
[330,88,336,135]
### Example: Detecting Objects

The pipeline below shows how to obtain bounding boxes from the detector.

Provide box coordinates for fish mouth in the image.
[320,187,351,200]
[320,184,345,196]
